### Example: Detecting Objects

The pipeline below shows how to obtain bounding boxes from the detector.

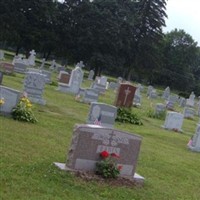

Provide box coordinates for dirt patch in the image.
[73,170,144,188]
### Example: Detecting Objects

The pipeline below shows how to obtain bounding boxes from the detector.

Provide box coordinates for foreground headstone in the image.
[87,102,117,128]
[162,111,184,132]
[188,124,200,152]
[115,83,136,108]
[0,86,21,114]
[54,124,144,183]
[23,72,46,105]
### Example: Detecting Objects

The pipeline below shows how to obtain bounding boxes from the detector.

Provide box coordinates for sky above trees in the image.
[164,0,200,45]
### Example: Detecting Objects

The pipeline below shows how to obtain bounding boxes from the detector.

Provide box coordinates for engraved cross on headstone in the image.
[123,87,131,105]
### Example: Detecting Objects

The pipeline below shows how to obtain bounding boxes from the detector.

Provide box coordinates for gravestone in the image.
[0,50,5,60]
[147,85,153,97]
[117,77,123,83]
[76,61,85,68]
[137,83,144,92]
[28,49,36,66]
[39,58,46,69]
[179,97,186,107]
[133,88,141,106]
[198,105,200,117]
[23,72,46,105]
[88,70,94,80]
[149,89,157,99]
[58,71,70,84]
[99,76,107,86]
[162,86,170,100]
[54,124,144,183]
[0,62,14,74]
[82,89,99,104]
[58,66,84,94]
[87,103,117,128]
[115,83,136,108]
[186,92,195,107]
[109,82,119,90]
[0,71,3,85]
[0,86,21,114]
[162,111,184,132]
[155,103,166,115]
[14,62,28,74]
[183,107,195,119]
[90,82,106,94]
[188,124,200,152]
[166,101,174,110]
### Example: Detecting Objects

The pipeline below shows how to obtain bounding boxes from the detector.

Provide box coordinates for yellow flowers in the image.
[0,98,5,105]
[20,97,32,108]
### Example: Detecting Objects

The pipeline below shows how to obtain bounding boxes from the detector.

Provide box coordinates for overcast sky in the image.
[163,0,200,46]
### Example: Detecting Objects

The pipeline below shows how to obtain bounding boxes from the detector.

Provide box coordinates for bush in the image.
[115,108,143,125]
[12,96,38,123]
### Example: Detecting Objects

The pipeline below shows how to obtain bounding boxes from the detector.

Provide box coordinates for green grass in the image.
[0,65,200,200]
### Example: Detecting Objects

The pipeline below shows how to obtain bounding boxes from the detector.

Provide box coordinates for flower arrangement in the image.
[96,151,122,179]
[12,95,37,123]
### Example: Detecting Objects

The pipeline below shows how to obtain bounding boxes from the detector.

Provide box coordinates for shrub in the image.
[96,151,122,179]
[12,96,38,123]
[115,108,143,125]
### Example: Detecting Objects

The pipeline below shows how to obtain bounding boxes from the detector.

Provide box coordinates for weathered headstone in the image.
[23,72,46,105]
[149,89,157,99]
[54,124,144,183]
[179,97,186,107]
[162,86,170,100]
[0,86,21,114]
[90,82,106,94]
[109,82,119,90]
[76,61,85,68]
[82,89,99,103]
[14,62,28,74]
[133,88,141,106]
[188,124,200,152]
[57,66,84,94]
[186,91,195,107]
[39,58,46,69]
[147,85,153,97]
[162,111,184,132]
[0,71,3,85]
[87,103,117,128]
[166,101,175,110]
[99,76,107,86]
[88,70,94,80]
[115,83,136,108]
[183,107,195,119]
[28,49,36,66]
[155,103,166,115]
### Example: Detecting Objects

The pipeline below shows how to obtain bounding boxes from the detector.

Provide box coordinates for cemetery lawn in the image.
[1,72,200,200]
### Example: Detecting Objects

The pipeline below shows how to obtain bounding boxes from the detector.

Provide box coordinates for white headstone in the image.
[183,107,195,119]
[162,111,184,132]
[188,124,200,152]
[28,50,36,66]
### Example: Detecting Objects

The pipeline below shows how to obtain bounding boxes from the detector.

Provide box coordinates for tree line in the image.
[0,0,199,95]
